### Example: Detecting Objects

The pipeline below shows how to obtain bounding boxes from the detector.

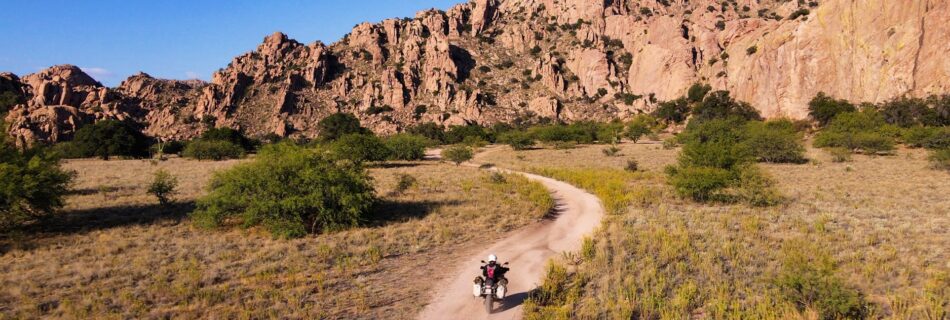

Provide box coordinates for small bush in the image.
[625,115,657,143]
[666,165,732,201]
[72,120,151,160]
[318,113,368,141]
[191,143,376,238]
[826,148,852,163]
[808,92,856,127]
[498,131,536,150]
[930,149,950,171]
[691,91,762,124]
[393,174,417,195]
[734,165,783,206]
[814,111,896,154]
[441,145,473,165]
[384,134,429,161]
[182,140,245,160]
[331,134,392,163]
[624,159,639,172]
[0,144,74,232]
[902,126,950,149]
[148,169,178,205]
[775,242,869,320]
[743,119,807,163]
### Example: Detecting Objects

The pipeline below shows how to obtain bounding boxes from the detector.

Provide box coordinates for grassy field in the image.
[478,143,949,319]
[0,156,552,319]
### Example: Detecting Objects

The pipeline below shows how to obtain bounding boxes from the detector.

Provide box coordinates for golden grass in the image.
[482,143,950,319]
[0,157,552,319]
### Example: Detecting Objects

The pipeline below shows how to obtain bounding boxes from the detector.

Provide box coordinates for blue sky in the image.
[0,0,464,86]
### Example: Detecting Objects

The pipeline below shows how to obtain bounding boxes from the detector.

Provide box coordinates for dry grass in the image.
[481,143,950,319]
[0,157,552,319]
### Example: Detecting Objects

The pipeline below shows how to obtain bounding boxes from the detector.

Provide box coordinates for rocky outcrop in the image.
[5,0,949,145]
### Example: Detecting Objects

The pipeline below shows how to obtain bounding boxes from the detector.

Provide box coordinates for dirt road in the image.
[418,149,605,319]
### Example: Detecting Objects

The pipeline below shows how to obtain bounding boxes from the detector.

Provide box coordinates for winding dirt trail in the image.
[418,149,604,320]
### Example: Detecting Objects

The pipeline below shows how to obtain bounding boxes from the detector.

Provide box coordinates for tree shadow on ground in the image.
[1,202,195,254]
[497,289,537,313]
[366,199,464,227]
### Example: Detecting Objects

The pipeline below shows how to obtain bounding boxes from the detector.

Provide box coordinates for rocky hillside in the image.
[4,0,948,146]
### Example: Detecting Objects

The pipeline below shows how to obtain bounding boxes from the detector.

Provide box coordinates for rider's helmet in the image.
[487,254,498,265]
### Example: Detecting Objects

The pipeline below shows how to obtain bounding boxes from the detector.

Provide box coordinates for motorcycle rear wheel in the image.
[484,293,492,313]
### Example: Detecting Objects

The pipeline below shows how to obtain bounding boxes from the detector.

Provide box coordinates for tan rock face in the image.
[5,0,949,145]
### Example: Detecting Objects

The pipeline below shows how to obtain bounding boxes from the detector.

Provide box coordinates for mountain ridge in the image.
[4,0,948,146]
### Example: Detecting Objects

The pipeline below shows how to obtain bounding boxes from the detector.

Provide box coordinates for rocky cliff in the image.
[5,0,948,146]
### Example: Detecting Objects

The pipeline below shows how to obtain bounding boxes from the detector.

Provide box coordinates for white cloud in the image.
[185,71,201,79]
[80,67,114,79]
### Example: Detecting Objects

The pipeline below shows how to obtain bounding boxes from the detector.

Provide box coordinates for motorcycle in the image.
[473,261,509,313]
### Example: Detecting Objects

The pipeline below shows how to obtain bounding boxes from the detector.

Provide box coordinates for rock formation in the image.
[4,0,949,146]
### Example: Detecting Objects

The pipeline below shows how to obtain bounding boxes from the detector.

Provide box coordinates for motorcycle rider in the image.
[481,254,509,282]
[473,254,509,298]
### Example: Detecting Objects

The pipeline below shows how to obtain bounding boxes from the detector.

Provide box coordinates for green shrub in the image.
[879,97,942,127]
[331,134,392,163]
[814,111,896,153]
[49,141,90,159]
[625,115,657,142]
[808,92,856,127]
[498,131,536,150]
[384,134,429,161]
[441,145,473,165]
[930,149,950,171]
[407,122,446,143]
[72,120,151,160]
[0,143,74,232]
[678,118,754,169]
[734,165,783,206]
[199,127,256,150]
[147,169,178,205]
[596,122,625,144]
[775,242,869,320]
[691,91,762,123]
[686,83,712,103]
[666,165,733,201]
[902,126,950,149]
[444,125,491,144]
[654,98,690,124]
[182,140,245,160]
[393,174,417,195]
[191,143,376,238]
[318,113,368,141]
[743,119,807,163]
